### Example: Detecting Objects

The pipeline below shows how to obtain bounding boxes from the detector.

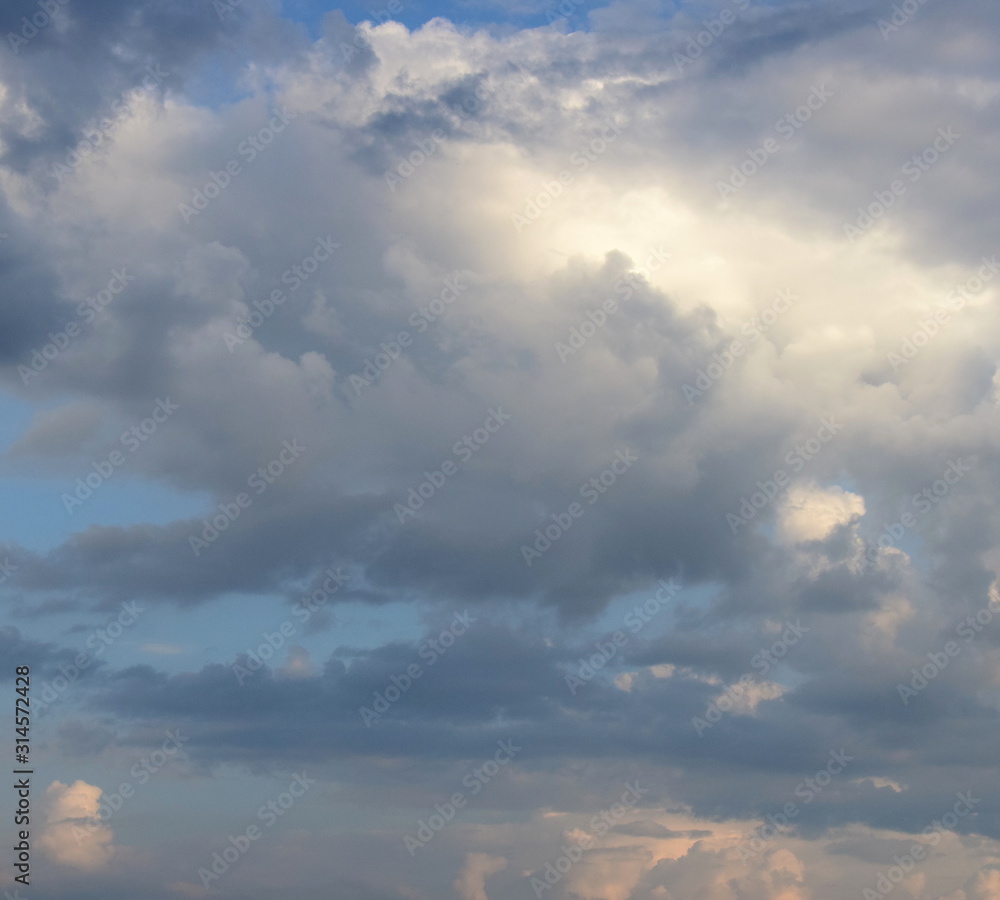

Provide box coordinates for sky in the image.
[1,0,1000,898]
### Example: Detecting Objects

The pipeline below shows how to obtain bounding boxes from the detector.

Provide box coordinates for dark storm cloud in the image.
[55,612,995,839]
[0,623,106,683]
[0,0,237,171]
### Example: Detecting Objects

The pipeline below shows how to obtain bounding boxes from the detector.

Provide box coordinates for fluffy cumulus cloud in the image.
[454,852,507,900]
[39,780,116,870]
[3,0,1000,897]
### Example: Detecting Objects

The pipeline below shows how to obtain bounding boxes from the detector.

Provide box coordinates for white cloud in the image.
[454,852,507,900]
[39,780,116,870]
[778,483,865,545]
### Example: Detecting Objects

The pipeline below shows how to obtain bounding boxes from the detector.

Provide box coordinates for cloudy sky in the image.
[2,0,1000,898]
